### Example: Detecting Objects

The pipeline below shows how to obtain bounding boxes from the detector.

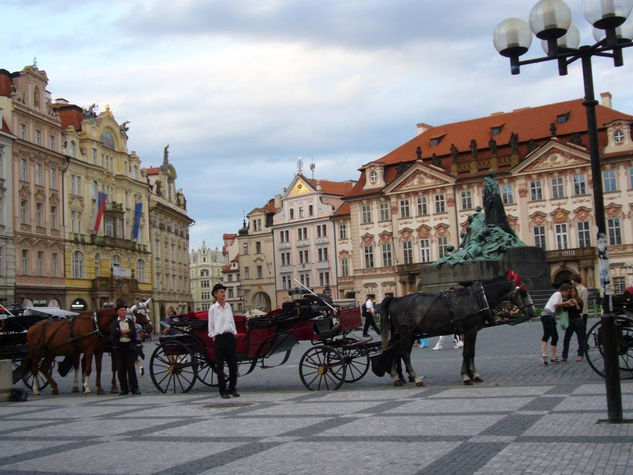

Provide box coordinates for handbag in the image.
[559,309,569,329]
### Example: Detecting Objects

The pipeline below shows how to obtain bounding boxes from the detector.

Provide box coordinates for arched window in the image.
[137,259,146,282]
[72,250,85,278]
[111,254,121,267]
[94,253,101,277]
[33,86,40,109]
[200,269,209,277]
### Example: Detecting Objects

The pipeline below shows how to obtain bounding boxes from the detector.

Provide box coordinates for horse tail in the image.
[380,296,393,351]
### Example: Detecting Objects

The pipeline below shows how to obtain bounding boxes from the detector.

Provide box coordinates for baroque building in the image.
[272,165,355,305]
[221,233,242,312]
[337,94,633,301]
[0,101,15,304]
[53,99,152,311]
[143,145,193,326]
[189,242,223,312]
[0,66,66,308]
[237,197,279,313]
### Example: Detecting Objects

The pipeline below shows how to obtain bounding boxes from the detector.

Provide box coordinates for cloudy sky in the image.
[3,0,633,250]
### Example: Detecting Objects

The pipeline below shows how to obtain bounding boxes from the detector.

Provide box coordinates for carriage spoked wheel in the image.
[194,353,218,387]
[339,341,370,383]
[299,345,346,391]
[585,316,633,380]
[12,358,52,390]
[150,340,198,393]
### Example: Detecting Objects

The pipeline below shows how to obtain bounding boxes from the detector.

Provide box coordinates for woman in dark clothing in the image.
[111,303,140,395]
[561,286,585,363]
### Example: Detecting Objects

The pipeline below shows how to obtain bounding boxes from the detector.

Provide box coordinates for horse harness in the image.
[439,282,492,333]
[40,311,108,352]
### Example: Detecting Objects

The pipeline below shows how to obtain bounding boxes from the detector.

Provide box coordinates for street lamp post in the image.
[494,0,633,423]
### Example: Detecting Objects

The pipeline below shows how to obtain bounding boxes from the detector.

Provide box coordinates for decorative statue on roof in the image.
[83,103,98,119]
[416,146,422,160]
[510,132,519,154]
[163,145,169,166]
[470,139,478,159]
[435,171,524,267]
[489,137,497,156]
[450,144,459,162]
[120,121,130,138]
[431,153,441,167]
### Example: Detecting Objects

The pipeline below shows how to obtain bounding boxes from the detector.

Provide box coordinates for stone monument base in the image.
[419,247,551,293]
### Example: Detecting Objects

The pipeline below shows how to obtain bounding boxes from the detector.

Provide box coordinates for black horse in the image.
[373,271,535,385]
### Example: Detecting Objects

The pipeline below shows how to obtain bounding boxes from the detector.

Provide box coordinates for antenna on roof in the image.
[297,155,303,174]
[310,159,315,179]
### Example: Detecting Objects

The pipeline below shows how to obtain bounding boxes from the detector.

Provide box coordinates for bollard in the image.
[601,313,622,423]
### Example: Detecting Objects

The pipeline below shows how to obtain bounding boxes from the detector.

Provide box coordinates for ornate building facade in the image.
[237,197,279,313]
[0,102,15,304]
[143,145,193,326]
[0,66,66,308]
[53,100,152,311]
[221,233,242,312]
[337,95,633,301]
[189,242,223,312]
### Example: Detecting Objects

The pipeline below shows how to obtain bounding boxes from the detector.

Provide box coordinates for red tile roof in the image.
[52,102,85,131]
[0,69,12,97]
[332,201,350,217]
[345,97,633,199]
[143,167,160,176]
[305,177,356,196]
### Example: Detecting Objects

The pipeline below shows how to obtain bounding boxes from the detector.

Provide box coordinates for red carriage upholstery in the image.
[185,311,248,360]
[339,307,361,330]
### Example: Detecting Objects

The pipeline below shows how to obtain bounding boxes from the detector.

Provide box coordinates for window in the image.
[37,251,44,276]
[461,190,472,210]
[299,273,310,288]
[20,159,27,181]
[491,125,503,136]
[201,279,210,288]
[551,177,564,199]
[613,277,626,294]
[573,174,586,195]
[91,148,97,164]
[282,275,291,290]
[112,254,121,267]
[71,211,82,233]
[299,249,309,264]
[91,181,98,200]
[603,170,617,192]
[50,168,56,189]
[36,203,43,226]
[608,218,622,245]
[317,247,328,262]
[242,242,248,255]
[556,112,570,124]
[19,124,26,139]
[94,253,101,277]
[382,243,393,267]
[255,241,261,253]
[341,258,349,277]
[319,272,329,287]
[379,201,390,221]
[339,224,347,240]
[438,236,449,259]
[309,205,313,216]
[361,204,372,224]
[613,129,625,144]
[403,241,413,264]
[299,207,304,218]
[105,216,114,236]
[279,230,289,243]
[244,267,250,280]
[533,226,546,249]
[501,184,514,204]
[72,250,85,278]
[35,164,42,185]
[364,245,374,268]
[420,239,431,263]
[399,199,410,218]
[417,196,428,216]
[35,130,41,145]
[289,209,294,220]
[555,223,568,250]
[317,224,327,238]
[51,253,58,276]
[530,180,543,201]
[578,221,591,248]
[298,227,308,240]
[201,290,210,300]
[630,168,633,189]
[281,252,291,266]
[434,194,445,214]
[137,259,146,282]
[257,266,263,279]
[21,249,29,274]
[20,200,28,224]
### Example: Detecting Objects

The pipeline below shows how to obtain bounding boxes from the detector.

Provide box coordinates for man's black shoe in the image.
[229,390,240,398]
[119,391,129,395]
[132,390,141,395]
[220,393,231,399]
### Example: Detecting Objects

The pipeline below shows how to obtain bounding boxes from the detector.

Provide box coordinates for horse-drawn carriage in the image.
[150,291,383,392]
[584,311,633,381]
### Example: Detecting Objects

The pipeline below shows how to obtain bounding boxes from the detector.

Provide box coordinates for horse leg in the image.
[468,331,483,383]
[402,338,424,387]
[110,353,118,394]
[95,351,105,394]
[82,352,93,393]
[72,354,80,393]
[41,355,59,395]
[389,347,403,386]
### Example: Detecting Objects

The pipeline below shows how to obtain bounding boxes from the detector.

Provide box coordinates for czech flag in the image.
[92,192,107,232]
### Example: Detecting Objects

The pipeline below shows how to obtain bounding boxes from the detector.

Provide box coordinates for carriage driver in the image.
[111,303,140,395]
[208,283,240,399]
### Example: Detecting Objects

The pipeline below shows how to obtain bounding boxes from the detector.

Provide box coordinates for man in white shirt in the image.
[208,283,239,399]
[362,295,380,337]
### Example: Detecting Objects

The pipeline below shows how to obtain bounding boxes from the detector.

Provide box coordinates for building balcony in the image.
[546,246,596,263]
[395,262,423,275]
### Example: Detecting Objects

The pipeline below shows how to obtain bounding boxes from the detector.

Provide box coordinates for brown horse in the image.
[27,305,150,395]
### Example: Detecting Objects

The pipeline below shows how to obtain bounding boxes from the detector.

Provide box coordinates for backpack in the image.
[361,303,367,316]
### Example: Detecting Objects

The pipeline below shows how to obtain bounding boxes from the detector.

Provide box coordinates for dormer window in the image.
[613,129,625,144]
[491,125,504,136]
[430,135,445,147]
[369,170,377,183]
[556,112,570,124]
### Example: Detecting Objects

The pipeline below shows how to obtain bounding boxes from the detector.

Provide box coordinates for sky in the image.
[3,0,633,251]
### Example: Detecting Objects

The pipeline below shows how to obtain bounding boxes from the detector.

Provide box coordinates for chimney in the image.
[600,92,612,108]
[416,122,432,136]
[274,194,282,209]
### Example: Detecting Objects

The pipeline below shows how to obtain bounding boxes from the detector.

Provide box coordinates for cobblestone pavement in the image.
[1,319,632,474]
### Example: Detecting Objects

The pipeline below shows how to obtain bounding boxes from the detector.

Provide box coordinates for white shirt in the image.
[208,301,237,338]
[119,318,131,343]
[365,299,375,314]
[544,292,563,315]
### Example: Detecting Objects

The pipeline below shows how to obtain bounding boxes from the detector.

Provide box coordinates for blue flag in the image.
[132,202,142,240]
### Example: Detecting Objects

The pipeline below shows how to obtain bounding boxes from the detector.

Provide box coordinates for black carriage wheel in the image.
[299,345,346,391]
[150,341,198,393]
[585,317,633,380]
[195,353,218,387]
[13,358,51,390]
[341,346,370,383]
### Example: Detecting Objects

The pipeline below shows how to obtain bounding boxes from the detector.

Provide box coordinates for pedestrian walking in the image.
[208,283,239,399]
[362,295,380,337]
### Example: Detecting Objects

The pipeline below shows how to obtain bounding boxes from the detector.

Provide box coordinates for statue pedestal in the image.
[419,247,551,293]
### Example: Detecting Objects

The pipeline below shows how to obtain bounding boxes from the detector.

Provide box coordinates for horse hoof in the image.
[393,380,403,387]
[110,388,118,394]
[72,387,79,393]
[52,389,59,395]
[473,376,484,383]
[97,388,105,395]
[463,379,473,386]
[415,381,425,387]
